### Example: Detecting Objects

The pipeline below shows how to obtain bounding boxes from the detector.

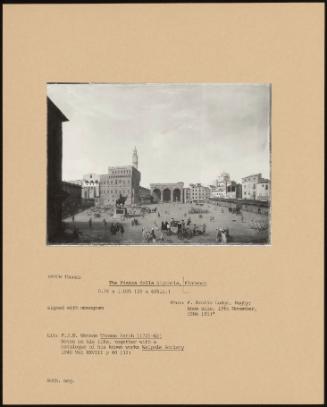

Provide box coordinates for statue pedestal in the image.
[113,207,127,220]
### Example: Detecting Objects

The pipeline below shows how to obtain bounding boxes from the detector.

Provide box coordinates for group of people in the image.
[160,218,186,235]
[160,220,171,233]
[160,218,207,237]
[160,219,180,233]
[110,222,124,235]
[141,218,209,243]
[131,217,139,227]
[71,204,237,244]
[142,226,163,243]
[216,227,229,243]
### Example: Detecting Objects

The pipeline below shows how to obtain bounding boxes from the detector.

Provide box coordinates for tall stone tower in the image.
[132,146,138,169]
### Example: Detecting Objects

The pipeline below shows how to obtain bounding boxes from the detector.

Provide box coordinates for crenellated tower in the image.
[132,146,138,169]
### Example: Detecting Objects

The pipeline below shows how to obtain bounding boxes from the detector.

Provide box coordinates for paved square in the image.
[63,202,269,245]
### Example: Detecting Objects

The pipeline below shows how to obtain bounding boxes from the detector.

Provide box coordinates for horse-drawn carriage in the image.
[167,220,206,240]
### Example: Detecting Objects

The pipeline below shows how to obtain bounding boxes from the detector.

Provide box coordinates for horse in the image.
[115,193,127,207]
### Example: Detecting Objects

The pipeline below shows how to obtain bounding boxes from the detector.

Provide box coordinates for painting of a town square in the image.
[47,83,271,245]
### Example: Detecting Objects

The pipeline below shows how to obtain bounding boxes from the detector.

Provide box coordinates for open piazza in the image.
[62,201,269,245]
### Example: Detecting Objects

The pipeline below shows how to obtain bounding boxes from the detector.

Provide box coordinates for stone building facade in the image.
[150,182,184,203]
[139,186,152,204]
[242,173,262,200]
[183,187,191,203]
[255,179,270,201]
[99,166,141,207]
[226,181,242,199]
[209,185,220,199]
[47,97,69,242]
[189,183,210,203]
[215,172,231,198]
[82,173,100,199]
[132,146,138,169]
[98,148,141,207]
